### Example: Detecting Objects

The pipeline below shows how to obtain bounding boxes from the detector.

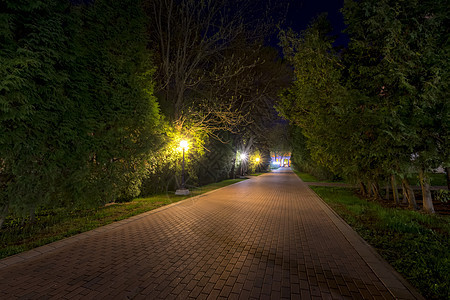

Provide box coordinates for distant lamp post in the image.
[240,153,247,177]
[175,140,190,195]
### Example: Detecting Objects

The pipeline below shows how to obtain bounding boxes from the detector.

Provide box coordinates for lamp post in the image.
[255,157,260,173]
[240,153,247,177]
[175,140,190,195]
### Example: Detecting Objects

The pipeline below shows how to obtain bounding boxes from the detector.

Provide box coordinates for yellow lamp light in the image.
[175,139,189,195]
[180,140,188,150]
[255,157,260,163]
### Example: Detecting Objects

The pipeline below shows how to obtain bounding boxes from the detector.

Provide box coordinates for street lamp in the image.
[240,153,247,177]
[175,140,190,195]
[255,157,260,173]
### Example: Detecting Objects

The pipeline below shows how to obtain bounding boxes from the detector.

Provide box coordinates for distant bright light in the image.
[255,157,260,163]
[180,140,188,149]
[240,153,247,160]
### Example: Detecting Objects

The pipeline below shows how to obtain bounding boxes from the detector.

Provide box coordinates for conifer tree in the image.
[0,0,161,226]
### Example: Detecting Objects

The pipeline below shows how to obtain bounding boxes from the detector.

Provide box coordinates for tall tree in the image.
[277,15,359,179]
[69,0,162,204]
[0,0,75,224]
[343,0,449,212]
[143,0,280,133]
[0,0,161,226]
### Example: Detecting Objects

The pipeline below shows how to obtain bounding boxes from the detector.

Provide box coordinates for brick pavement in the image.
[0,168,423,299]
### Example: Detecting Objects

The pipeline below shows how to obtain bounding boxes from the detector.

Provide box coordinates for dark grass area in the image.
[311,186,450,300]
[293,170,345,183]
[293,171,319,182]
[428,173,447,186]
[0,178,246,260]
[294,168,447,187]
[248,172,266,176]
[406,172,447,187]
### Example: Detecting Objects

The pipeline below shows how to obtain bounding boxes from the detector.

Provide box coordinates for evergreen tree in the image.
[1,0,75,224]
[0,0,161,226]
[343,0,449,212]
[66,0,162,204]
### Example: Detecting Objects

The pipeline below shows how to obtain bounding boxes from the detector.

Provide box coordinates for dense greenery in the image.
[0,0,163,227]
[312,186,449,299]
[278,0,449,213]
[0,0,290,227]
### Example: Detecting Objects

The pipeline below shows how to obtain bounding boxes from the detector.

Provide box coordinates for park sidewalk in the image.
[0,168,423,299]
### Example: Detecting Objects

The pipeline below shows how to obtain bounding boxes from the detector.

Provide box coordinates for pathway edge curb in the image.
[302,179,425,300]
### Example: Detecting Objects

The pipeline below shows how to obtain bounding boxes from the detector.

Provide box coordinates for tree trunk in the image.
[368,181,374,197]
[368,181,378,199]
[419,169,435,213]
[391,175,400,205]
[385,184,390,200]
[359,181,368,196]
[401,182,408,204]
[174,85,185,121]
[446,167,450,190]
[402,179,418,210]
[229,135,240,179]
[230,157,236,179]
[370,181,382,199]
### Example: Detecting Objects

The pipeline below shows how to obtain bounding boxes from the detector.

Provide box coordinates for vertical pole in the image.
[182,147,185,189]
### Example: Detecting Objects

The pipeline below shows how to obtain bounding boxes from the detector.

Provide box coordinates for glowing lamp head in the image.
[240,153,247,160]
[255,157,260,163]
[180,140,188,150]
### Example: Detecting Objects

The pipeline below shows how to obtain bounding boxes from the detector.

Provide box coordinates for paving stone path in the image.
[0,168,423,299]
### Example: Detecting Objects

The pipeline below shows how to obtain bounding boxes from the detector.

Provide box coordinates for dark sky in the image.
[277,0,348,46]
[72,0,348,46]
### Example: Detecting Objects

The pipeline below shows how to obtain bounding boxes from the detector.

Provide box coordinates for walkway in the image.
[0,169,422,299]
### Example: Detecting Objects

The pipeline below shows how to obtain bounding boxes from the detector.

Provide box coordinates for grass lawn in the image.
[294,168,447,187]
[293,171,319,182]
[311,186,449,300]
[293,170,346,183]
[249,172,266,176]
[0,178,246,260]
[401,172,447,187]
[428,173,447,186]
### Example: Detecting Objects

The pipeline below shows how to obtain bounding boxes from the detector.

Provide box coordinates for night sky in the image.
[72,0,349,47]
[284,1,345,31]
[276,0,348,46]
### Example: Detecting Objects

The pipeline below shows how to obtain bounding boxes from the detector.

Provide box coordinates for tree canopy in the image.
[277,1,449,213]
